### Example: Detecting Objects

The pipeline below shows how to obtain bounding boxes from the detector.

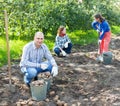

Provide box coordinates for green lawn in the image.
[0,38,27,66]
[0,27,120,67]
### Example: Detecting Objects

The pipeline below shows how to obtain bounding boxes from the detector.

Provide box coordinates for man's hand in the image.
[51,66,58,77]
[40,63,48,70]
[21,67,27,74]
[64,42,69,48]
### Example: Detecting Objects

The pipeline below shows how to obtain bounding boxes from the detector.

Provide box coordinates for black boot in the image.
[34,76,38,81]
[26,83,30,88]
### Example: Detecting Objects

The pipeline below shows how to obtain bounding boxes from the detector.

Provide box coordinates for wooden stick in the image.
[4,10,12,86]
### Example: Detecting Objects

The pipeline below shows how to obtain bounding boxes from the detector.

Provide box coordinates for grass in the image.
[68,30,98,45]
[0,38,7,66]
[0,38,27,66]
[0,26,120,67]
[111,25,120,36]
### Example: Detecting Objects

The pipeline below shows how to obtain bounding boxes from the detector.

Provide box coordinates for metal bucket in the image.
[38,77,52,91]
[30,80,47,101]
[103,51,112,65]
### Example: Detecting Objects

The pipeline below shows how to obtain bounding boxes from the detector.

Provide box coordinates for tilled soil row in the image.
[0,37,120,106]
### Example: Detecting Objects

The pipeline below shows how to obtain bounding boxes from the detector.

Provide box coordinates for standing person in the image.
[92,13,111,61]
[54,25,72,57]
[20,31,58,87]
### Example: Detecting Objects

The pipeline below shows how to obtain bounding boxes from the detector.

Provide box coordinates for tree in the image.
[0,0,120,39]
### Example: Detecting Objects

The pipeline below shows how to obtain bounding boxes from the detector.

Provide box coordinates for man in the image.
[20,31,58,87]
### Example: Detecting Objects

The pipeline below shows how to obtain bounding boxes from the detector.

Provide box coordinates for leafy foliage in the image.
[0,0,120,39]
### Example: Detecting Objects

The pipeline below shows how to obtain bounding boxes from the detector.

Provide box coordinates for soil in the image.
[0,36,120,106]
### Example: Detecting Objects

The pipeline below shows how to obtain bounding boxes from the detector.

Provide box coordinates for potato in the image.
[45,72,51,77]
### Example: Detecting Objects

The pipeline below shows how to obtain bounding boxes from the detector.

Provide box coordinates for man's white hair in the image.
[34,31,44,37]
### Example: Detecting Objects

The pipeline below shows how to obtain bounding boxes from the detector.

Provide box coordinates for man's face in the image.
[34,33,44,47]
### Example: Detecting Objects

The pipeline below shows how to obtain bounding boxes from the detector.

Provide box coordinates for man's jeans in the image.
[21,61,52,84]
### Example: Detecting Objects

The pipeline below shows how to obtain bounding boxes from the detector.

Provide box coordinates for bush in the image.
[0,0,120,40]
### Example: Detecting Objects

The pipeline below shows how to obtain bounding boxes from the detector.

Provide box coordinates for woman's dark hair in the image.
[94,14,105,22]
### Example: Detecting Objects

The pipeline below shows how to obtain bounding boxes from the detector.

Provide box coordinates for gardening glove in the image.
[96,29,100,33]
[21,67,27,74]
[40,63,48,70]
[58,47,67,56]
[51,66,58,77]
[98,39,102,44]
[61,50,67,56]
[64,42,69,48]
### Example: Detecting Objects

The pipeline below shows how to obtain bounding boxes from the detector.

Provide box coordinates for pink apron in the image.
[99,31,111,54]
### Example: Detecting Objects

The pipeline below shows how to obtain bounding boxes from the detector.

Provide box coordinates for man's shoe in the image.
[26,83,30,88]
[34,76,38,81]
